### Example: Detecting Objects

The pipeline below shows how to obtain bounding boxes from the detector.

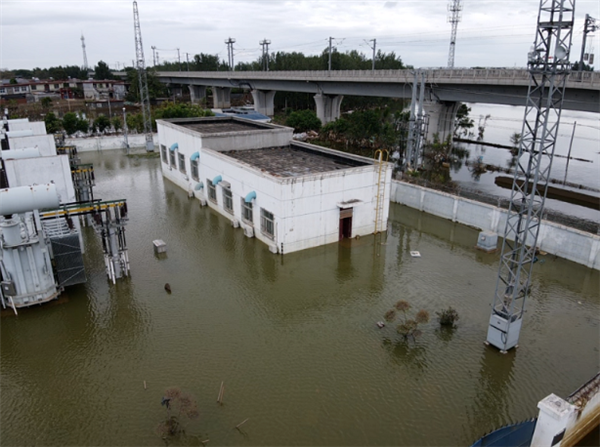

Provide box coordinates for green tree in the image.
[94,115,111,134]
[112,116,122,132]
[41,97,53,109]
[44,112,62,134]
[125,68,168,102]
[153,102,213,120]
[285,110,321,132]
[76,117,89,134]
[94,60,113,80]
[62,112,79,135]
[454,104,474,137]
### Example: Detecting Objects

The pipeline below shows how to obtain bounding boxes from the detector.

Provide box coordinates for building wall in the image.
[8,120,47,135]
[157,119,392,253]
[8,135,57,156]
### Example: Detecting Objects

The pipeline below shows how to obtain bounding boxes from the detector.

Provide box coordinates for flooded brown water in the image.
[1,150,598,446]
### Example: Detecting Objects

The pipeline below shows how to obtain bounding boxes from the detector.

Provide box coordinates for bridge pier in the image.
[314,93,344,124]
[251,89,276,116]
[188,85,206,105]
[212,86,231,109]
[423,100,460,143]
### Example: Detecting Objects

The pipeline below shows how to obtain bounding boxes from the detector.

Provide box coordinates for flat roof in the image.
[177,119,268,134]
[223,145,368,177]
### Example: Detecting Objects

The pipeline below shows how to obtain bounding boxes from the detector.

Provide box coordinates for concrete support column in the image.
[251,89,276,116]
[188,85,206,105]
[212,86,231,109]
[313,93,343,124]
[423,100,460,143]
[531,394,578,447]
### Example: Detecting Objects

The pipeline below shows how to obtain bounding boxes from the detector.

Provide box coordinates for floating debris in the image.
[410,251,421,258]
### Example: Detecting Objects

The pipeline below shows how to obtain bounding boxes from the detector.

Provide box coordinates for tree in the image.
[436,307,460,327]
[76,117,89,134]
[94,115,111,134]
[111,116,122,132]
[285,110,321,132]
[384,300,430,341]
[44,112,62,134]
[156,387,199,439]
[41,97,53,109]
[94,60,113,80]
[454,104,474,137]
[62,112,79,135]
[153,102,213,120]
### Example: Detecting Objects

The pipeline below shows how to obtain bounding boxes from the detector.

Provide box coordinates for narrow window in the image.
[160,145,167,163]
[223,188,233,214]
[241,199,253,224]
[207,179,217,203]
[169,148,176,167]
[260,208,274,239]
[178,152,186,174]
[191,159,199,181]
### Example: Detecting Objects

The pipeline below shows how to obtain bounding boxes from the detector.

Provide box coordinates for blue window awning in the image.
[169,143,178,152]
[212,175,222,185]
[245,191,256,203]
[190,151,199,161]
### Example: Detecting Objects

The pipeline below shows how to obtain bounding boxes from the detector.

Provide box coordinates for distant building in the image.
[157,117,392,254]
[0,78,128,103]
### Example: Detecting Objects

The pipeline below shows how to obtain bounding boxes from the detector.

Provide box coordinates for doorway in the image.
[339,208,353,240]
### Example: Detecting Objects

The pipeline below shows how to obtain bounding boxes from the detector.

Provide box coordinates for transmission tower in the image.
[447,0,462,68]
[81,35,89,72]
[133,1,154,152]
[225,37,236,71]
[579,14,598,71]
[260,39,271,71]
[486,0,574,353]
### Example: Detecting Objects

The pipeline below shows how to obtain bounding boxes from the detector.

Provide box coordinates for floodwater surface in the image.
[1,150,598,446]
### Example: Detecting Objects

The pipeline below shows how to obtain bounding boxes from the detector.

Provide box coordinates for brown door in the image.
[339,208,353,240]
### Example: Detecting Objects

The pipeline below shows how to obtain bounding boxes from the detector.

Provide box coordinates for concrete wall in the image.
[391,180,600,270]
[65,134,159,152]
[9,134,56,156]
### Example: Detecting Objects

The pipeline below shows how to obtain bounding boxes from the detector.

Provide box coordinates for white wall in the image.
[9,135,56,156]
[66,134,159,152]
[391,180,600,270]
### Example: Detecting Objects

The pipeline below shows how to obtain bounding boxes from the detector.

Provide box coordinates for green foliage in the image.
[156,387,199,439]
[510,132,521,147]
[44,112,62,134]
[126,112,145,133]
[62,112,79,135]
[153,102,213,120]
[436,307,460,327]
[94,115,111,134]
[76,117,89,134]
[285,109,322,132]
[94,60,114,80]
[125,68,168,102]
[454,103,474,137]
[111,116,122,132]
[40,97,53,109]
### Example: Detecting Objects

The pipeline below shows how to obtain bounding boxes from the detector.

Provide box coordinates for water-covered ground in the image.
[1,150,598,446]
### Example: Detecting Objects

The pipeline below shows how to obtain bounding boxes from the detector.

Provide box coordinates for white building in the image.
[157,117,392,254]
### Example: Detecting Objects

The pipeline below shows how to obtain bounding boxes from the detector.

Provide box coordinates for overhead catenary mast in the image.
[447,0,462,68]
[486,0,574,353]
[133,1,154,152]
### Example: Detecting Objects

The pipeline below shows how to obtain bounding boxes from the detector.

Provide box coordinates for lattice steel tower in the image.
[81,35,89,71]
[133,1,154,152]
[486,0,574,353]
[447,0,462,68]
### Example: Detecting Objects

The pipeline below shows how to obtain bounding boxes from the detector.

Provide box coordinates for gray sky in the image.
[1,0,599,71]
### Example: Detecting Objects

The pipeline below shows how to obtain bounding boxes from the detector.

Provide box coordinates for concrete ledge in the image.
[391,180,600,270]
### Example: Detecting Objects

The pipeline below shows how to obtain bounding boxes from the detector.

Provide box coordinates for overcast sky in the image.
[1,0,599,72]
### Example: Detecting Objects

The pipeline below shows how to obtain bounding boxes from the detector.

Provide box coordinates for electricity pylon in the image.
[133,1,154,152]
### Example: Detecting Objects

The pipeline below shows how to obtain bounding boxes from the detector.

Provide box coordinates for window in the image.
[160,145,167,164]
[261,208,274,239]
[207,179,217,203]
[191,159,199,181]
[169,148,176,167]
[63,83,69,88]
[21,86,28,92]
[54,84,59,89]
[223,188,233,214]
[178,153,186,174]
[30,85,37,90]
[241,199,253,224]
[0,88,6,94]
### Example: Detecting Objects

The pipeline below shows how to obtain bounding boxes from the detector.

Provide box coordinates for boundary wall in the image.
[66,134,158,152]
[391,180,600,270]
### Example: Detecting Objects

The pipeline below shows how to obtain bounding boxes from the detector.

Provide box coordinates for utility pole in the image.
[151,46,157,66]
[81,35,89,72]
[156,51,159,66]
[328,37,334,72]
[186,52,190,71]
[225,37,236,71]
[579,14,598,72]
[486,0,574,353]
[132,1,154,152]
[447,0,462,68]
[177,48,181,71]
[260,39,271,71]
[123,107,129,154]
[367,38,376,71]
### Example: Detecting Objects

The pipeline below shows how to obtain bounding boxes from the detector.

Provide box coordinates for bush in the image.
[111,116,122,132]
[76,118,89,134]
[62,112,78,135]
[94,115,111,134]
[436,307,459,327]
[44,112,62,134]
[285,109,321,133]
